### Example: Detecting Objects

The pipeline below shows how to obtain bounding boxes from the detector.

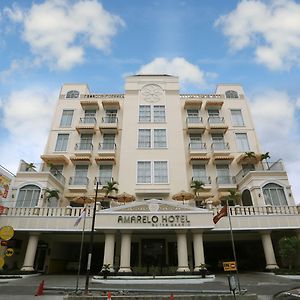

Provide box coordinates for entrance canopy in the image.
[95,199,214,230]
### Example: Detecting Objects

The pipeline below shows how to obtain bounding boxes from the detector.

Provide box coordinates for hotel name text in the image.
[117,215,191,227]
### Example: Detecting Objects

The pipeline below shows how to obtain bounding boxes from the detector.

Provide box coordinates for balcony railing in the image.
[49,170,66,185]
[189,142,207,150]
[235,160,286,183]
[69,176,89,186]
[211,142,230,151]
[99,143,116,150]
[186,116,203,124]
[192,176,211,185]
[216,176,236,185]
[208,116,224,124]
[102,116,118,124]
[79,116,96,124]
[94,177,114,185]
[75,143,93,151]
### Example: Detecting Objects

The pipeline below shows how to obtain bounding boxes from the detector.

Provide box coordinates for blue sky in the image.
[0,0,300,203]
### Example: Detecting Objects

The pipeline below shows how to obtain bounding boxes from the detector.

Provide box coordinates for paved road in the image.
[0,272,299,299]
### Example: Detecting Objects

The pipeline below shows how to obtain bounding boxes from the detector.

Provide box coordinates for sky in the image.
[0,0,300,203]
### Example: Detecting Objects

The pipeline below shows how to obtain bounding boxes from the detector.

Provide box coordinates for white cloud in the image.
[138,57,206,88]
[215,0,300,70]
[5,0,124,70]
[0,88,58,173]
[249,90,300,203]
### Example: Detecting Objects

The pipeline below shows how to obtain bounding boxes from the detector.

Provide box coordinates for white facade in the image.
[0,75,299,275]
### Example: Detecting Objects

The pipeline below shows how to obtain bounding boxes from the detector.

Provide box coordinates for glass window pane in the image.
[154,161,168,183]
[60,110,74,127]
[138,129,151,148]
[154,129,166,148]
[139,105,151,122]
[231,110,244,126]
[137,162,151,183]
[154,105,165,122]
[236,133,250,151]
[99,165,113,184]
[55,134,69,151]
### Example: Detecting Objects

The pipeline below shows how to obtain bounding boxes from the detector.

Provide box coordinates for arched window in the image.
[262,183,287,206]
[225,90,239,98]
[242,189,253,206]
[16,185,41,207]
[66,90,80,99]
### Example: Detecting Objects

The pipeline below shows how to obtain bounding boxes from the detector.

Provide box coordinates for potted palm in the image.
[226,189,241,206]
[102,181,119,198]
[25,163,36,172]
[190,180,205,206]
[44,188,60,207]
[260,152,271,170]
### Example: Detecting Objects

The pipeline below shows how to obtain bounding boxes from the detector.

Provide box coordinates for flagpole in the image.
[226,199,241,293]
[75,206,86,293]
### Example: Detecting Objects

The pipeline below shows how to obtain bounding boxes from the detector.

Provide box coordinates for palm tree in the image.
[44,188,60,206]
[25,163,36,172]
[190,180,205,198]
[244,151,256,161]
[226,189,241,206]
[260,152,271,170]
[102,181,119,198]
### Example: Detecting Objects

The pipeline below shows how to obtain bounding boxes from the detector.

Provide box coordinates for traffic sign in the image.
[223,261,237,271]
[0,226,14,241]
[5,248,14,257]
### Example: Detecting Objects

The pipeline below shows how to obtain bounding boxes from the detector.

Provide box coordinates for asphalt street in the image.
[0,272,299,299]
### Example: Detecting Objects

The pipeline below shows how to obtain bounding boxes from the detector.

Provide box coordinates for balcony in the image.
[70,156,92,164]
[68,176,89,192]
[235,160,286,184]
[102,100,120,109]
[186,117,206,133]
[41,154,69,165]
[99,116,118,133]
[207,117,228,133]
[204,97,224,110]
[98,143,116,156]
[76,117,97,134]
[216,176,236,191]
[74,143,93,156]
[189,156,210,164]
[183,99,202,109]
[188,142,207,156]
[191,176,212,190]
[211,142,231,156]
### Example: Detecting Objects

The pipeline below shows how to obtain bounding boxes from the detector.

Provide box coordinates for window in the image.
[231,109,244,126]
[137,161,168,184]
[216,165,231,184]
[138,129,166,148]
[154,161,168,183]
[73,165,88,185]
[189,133,203,150]
[16,185,40,207]
[263,183,287,205]
[138,129,151,148]
[83,110,96,124]
[66,90,80,98]
[139,105,151,122]
[208,109,222,124]
[60,110,74,127]
[137,161,151,183]
[154,129,167,148]
[102,134,115,150]
[192,165,207,183]
[225,90,239,98]
[139,105,166,123]
[187,109,199,123]
[211,133,227,150]
[104,109,117,123]
[99,165,113,185]
[236,133,250,151]
[50,165,64,182]
[55,134,69,151]
[153,105,166,122]
[78,134,93,150]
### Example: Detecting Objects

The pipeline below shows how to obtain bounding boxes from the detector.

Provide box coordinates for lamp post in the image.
[84,181,100,295]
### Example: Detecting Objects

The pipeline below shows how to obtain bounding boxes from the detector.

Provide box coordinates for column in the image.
[21,233,40,271]
[118,231,132,273]
[192,230,205,271]
[102,231,115,272]
[260,231,279,270]
[176,230,190,272]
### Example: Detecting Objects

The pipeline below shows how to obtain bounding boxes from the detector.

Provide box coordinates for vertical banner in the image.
[0,174,11,201]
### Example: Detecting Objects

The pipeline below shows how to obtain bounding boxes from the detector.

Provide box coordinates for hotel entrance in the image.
[142,239,166,275]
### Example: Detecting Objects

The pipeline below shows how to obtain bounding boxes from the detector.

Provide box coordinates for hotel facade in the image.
[0,75,299,275]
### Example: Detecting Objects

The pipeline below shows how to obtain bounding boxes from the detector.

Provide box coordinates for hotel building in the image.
[0,75,299,274]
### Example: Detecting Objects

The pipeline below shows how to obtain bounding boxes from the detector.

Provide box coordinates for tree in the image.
[190,180,205,198]
[226,189,241,206]
[244,151,256,161]
[25,163,36,172]
[102,181,119,197]
[260,152,271,170]
[279,236,300,270]
[44,188,60,204]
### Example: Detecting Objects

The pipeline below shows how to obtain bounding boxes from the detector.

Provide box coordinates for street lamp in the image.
[84,180,100,295]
